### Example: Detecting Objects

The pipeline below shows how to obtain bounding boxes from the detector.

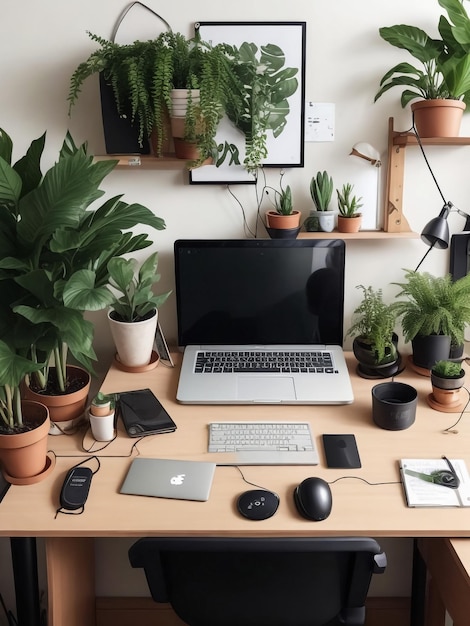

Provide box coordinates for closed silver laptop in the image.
[120,458,216,501]
[174,239,353,405]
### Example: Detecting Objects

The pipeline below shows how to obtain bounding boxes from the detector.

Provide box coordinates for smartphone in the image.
[118,388,177,437]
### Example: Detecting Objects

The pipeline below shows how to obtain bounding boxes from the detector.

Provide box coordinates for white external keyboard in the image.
[208,421,318,465]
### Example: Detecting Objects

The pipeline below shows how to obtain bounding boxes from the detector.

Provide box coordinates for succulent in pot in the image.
[264,173,301,237]
[305,171,335,233]
[336,183,363,233]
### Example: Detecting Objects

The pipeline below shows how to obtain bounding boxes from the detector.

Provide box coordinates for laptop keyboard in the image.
[195,350,335,374]
[208,422,315,453]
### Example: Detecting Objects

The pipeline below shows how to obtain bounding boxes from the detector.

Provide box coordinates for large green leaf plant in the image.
[375,0,470,108]
[0,127,166,403]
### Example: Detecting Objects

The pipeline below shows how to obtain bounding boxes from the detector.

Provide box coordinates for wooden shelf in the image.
[298,230,419,240]
[94,154,189,169]
[385,118,470,233]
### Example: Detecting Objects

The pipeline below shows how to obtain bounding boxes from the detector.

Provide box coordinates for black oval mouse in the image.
[237,489,279,520]
[294,477,332,521]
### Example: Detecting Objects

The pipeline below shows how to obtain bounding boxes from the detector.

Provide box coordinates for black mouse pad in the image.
[322,434,361,468]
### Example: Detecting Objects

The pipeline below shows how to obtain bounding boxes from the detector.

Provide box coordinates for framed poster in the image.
[190,21,306,184]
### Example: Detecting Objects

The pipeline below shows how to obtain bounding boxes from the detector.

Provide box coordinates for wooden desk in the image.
[418,538,470,626]
[1,353,470,625]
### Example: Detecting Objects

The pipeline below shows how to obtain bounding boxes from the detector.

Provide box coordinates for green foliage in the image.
[107,252,171,323]
[0,127,166,402]
[310,171,334,211]
[432,359,464,377]
[347,285,397,364]
[264,172,294,216]
[337,183,363,217]
[391,269,470,345]
[225,42,299,172]
[68,31,245,166]
[375,0,470,108]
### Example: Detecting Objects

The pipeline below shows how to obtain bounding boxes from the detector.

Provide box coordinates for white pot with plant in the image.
[107,252,171,370]
[89,392,116,441]
[306,171,336,232]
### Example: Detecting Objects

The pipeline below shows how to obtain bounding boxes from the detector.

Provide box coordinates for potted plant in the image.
[336,183,363,232]
[374,0,470,137]
[347,285,402,378]
[88,391,116,441]
[305,171,335,233]
[392,269,470,370]
[429,359,465,408]
[264,173,301,238]
[0,302,51,482]
[0,127,166,428]
[106,252,170,370]
[68,31,245,167]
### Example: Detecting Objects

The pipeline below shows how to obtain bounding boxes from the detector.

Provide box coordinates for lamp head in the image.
[350,142,381,167]
[421,204,451,249]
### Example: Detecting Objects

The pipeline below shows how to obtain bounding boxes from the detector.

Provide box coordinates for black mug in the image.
[371,382,418,430]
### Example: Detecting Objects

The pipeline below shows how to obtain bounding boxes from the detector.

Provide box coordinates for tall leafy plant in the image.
[0,128,166,395]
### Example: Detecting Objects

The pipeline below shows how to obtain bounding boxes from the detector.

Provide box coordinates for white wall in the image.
[1,0,467,609]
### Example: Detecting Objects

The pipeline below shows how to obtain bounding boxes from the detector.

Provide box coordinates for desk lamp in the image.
[413,126,470,271]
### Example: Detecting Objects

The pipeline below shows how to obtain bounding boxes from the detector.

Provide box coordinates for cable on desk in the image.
[442,386,470,434]
[328,476,401,487]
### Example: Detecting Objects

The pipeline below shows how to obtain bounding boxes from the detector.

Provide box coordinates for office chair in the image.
[128,536,387,626]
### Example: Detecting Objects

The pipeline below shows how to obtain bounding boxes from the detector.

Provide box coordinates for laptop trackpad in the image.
[237,377,296,402]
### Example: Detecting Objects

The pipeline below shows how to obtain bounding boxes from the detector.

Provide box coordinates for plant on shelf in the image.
[336,183,363,232]
[305,171,335,233]
[106,252,170,368]
[347,285,401,378]
[375,0,470,106]
[68,31,245,167]
[391,269,470,369]
[374,0,470,135]
[263,172,301,236]
[0,127,166,424]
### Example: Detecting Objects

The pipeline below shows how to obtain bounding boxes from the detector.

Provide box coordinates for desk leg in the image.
[45,538,95,626]
[10,537,41,626]
[410,539,426,626]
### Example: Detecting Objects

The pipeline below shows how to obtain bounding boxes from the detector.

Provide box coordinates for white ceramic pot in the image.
[108,308,158,368]
[89,409,115,442]
[170,89,200,118]
[317,211,336,233]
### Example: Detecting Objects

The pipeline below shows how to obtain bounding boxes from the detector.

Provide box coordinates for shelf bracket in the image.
[384,117,411,233]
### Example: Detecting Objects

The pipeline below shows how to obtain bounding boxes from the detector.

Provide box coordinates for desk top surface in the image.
[2,352,470,538]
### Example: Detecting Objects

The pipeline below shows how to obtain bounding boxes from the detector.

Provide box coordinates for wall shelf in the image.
[385,117,470,233]
[298,230,418,241]
[94,154,194,169]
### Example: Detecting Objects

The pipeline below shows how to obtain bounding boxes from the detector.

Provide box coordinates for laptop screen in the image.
[174,239,345,347]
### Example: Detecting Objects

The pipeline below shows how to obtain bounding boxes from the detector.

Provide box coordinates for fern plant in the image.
[431,360,463,378]
[347,285,397,363]
[392,270,470,346]
[68,31,245,166]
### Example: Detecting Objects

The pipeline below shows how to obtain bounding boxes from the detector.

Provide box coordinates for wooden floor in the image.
[95,597,411,626]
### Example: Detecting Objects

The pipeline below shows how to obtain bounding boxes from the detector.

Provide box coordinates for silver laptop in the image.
[120,458,216,501]
[174,239,353,405]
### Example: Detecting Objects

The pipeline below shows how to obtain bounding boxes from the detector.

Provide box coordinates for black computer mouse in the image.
[294,477,332,521]
[237,489,280,520]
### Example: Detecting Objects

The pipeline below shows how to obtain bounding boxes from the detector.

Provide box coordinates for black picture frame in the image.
[190,21,306,185]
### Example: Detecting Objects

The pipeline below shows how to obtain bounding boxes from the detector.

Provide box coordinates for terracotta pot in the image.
[173,137,201,161]
[0,401,50,481]
[108,308,158,368]
[431,386,462,406]
[337,215,362,233]
[266,211,301,230]
[411,99,466,138]
[23,366,91,425]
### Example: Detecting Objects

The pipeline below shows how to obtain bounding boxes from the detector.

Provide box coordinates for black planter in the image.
[353,335,403,379]
[430,369,465,391]
[99,74,150,155]
[411,334,452,370]
[372,382,418,430]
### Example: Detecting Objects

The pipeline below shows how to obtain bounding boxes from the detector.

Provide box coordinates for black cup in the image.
[371,382,418,430]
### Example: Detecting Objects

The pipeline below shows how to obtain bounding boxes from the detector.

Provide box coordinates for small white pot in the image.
[89,409,115,442]
[317,211,336,233]
[108,308,158,368]
[170,89,200,118]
